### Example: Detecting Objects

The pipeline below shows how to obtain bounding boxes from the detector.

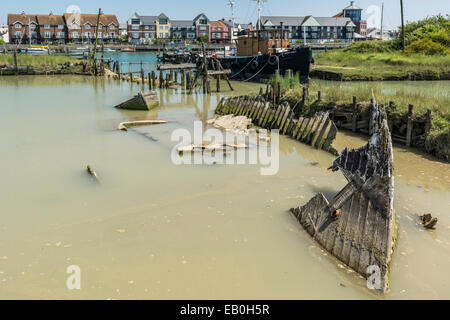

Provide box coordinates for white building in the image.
[0,25,9,43]
[367,28,397,41]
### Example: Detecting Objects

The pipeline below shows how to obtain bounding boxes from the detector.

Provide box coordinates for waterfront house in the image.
[210,21,229,43]
[333,1,367,37]
[64,12,120,44]
[367,28,397,41]
[156,13,171,39]
[127,13,170,43]
[193,13,210,40]
[8,11,119,45]
[127,13,157,44]
[170,20,196,42]
[259,15,356,43]
[7,12,38,44]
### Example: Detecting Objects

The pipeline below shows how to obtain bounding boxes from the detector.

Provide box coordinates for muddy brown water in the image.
[0,76,449,299]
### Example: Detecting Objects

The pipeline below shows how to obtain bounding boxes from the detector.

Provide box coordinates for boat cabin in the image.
[236,29,290,56]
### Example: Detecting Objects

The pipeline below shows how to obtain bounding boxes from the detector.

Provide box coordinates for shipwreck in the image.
[290,99,397,293]
[115,92,159,111]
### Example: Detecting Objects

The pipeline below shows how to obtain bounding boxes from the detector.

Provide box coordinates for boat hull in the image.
[217,47,313,83]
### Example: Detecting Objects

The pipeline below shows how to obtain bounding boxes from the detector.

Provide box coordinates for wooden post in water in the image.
[151,71,156,88]
[129,71,133,82]
[406,104,414,147]
[13,50,18,71]
[148,72,152,90]
[277,82,282,105]
[181,70,185,87]
[369,97,375,134]
[141,63,145,85]
[352,96,357,132]
[202,43,207,94]
[388,101,394,132]
[159,71,163,88]
[318,91,322,102]
[166,73,170,88]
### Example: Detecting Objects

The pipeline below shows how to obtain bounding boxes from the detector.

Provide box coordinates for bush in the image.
[0,39,5,45]
[405,38,448,55]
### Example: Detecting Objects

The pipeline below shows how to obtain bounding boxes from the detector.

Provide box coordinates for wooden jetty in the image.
[290,100,396,293]
[115,92,159,111]
[215,95,338,154]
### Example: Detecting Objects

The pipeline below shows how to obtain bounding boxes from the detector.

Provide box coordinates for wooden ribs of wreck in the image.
[290,101,396,293]
[115,92,159,111]
[215,96,338,154]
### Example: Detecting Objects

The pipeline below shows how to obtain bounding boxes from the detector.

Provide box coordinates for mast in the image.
[93,8,101,60]
[253,0,266,29]
[400,0,405,51]
[228,0,236,43]
[380,2,384,40]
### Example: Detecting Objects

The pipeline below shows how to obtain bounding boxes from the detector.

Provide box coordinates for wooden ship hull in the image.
[218,47,313,83]
[290,101,396,293]
[115,92,159,111]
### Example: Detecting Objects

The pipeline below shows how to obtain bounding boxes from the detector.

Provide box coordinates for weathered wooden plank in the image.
[258,103,271,126]
[207,69,232,76]
[291,100,395,293]
[157,63,197,70]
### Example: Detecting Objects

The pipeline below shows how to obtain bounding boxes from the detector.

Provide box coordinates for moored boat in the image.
[217,29,313,83]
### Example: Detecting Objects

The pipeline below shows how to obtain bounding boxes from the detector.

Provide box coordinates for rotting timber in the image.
[215,95,338,154]
[290,99,396,293]
[115,92,159,111]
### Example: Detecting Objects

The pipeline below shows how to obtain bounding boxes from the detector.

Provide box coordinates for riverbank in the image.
[311,51,450,81]
[0,54,91,75]
[268,75,450,162]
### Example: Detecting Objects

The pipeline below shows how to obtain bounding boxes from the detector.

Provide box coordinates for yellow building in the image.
[156,13,170,39]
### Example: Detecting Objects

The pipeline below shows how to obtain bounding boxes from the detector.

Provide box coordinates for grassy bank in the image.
[0,54,85,74]
[312,15,450,81]
[313,50,450,80]
[269,73,450,161]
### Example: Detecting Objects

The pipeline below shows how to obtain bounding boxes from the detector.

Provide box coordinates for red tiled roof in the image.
[63,13,119,26]
[7,13,38,25]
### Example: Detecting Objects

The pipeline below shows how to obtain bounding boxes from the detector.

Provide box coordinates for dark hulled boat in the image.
[217,29,313,83]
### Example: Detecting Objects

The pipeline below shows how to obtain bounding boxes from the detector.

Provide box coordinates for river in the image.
[0,71,449,299]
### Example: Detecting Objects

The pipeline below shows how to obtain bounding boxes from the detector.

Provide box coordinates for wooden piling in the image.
[159,71,163,88]
[406,104,414,147]
[352,96,357,132]
[318,91,322,102]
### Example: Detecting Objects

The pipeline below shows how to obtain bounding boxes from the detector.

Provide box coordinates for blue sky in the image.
[1,0,449,29]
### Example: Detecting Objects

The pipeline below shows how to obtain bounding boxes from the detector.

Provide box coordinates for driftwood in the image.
[177,143,247,154]
[290,99,396,293]
[115,92,159,111]
[87,164,100,182]
[118,120,169,131]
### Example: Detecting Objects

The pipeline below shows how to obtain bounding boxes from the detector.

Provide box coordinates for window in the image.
[58,32,65,38]
[30,23,36,29]
[159,19,167,25]
[72,32,79,37]
[165,32,169,38]
[145,33,149,39]
[31,31,37,38]
[199,19,208,24]
[159,33,163,37]
[132,25,139,30]
[199,26,206,31]
[14,31,22,37]
[15,23,22,29]
[44,24,50,29]
[98,32,102,38]
[44,31,52,38]
[98,25,102,30]
[159,26,163,30]
[85,24,91,29]
[145,26,149,30]
[85,32,91,37]
[131,19,140,24]
[165,26,168,30]
[132,32,139,39]
[58,25,64,29]
[110,32,115,37]
[110,25,115,30]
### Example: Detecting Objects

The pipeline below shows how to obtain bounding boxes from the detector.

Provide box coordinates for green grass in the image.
[0,54,80,68]
[313,50,450,79]
[269,73,450,160]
